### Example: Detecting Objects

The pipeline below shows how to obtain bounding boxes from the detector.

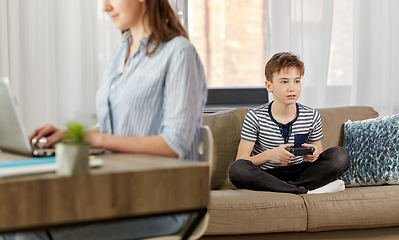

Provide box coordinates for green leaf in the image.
[61,121,88,145]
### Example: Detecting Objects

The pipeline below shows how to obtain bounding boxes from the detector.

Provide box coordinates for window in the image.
[175,0,269,110]
[188,0,267,88]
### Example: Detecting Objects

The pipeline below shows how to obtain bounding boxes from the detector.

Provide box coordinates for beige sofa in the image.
[200,106,399,240]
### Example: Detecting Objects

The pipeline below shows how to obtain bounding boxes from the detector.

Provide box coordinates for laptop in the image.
[0,77,105,157]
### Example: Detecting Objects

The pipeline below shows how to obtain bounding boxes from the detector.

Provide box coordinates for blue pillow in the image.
[340,114,399,187]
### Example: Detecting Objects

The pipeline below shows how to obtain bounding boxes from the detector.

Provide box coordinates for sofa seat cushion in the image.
[303,185,399,232]
[205,189,307,235]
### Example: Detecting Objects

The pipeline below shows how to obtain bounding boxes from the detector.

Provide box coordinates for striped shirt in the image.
[95,30,207,160]
[241,101,323,170]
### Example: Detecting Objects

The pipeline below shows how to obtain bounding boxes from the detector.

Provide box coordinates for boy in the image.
[229,52,350,194]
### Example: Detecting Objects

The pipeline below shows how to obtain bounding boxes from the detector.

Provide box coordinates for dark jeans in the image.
[229,146,350,194]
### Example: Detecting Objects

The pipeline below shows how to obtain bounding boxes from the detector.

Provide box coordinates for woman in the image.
[31,0,206,160]
[5,0,207,239]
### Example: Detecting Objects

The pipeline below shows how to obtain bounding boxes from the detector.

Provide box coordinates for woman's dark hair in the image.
[140,0,189,56]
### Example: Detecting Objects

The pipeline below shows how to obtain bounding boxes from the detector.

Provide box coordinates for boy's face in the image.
[265,67,301,106]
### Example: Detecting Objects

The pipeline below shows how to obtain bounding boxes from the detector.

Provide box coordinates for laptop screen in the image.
[0,77,34,155]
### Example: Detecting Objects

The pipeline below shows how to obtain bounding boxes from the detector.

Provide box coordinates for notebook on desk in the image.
[0,156,103,178]
[0,77,105,157]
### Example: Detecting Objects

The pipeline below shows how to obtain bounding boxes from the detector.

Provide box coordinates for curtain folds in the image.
[266,0,334,108]
[0,0,8,78]
[0,0,398,135]
[0,0,120,133]
[353,0,399,116]
[267,0,399,116]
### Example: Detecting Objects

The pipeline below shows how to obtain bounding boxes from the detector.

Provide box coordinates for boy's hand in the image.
[268,143,295,165]
[302,143,320,162]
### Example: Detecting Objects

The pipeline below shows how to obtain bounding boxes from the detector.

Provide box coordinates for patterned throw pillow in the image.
[340,114,399,187]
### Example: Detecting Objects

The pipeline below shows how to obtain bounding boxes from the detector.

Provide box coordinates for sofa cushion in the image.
[202,108,249,190]
[303,185,399,232]
[315,106,378,150]
[205,189,307,235]
[340,114,399,187]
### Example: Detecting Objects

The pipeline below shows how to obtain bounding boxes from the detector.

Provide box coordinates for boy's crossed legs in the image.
[229,146,350,194]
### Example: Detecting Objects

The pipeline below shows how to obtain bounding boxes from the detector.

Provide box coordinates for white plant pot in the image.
[56,143,89,176]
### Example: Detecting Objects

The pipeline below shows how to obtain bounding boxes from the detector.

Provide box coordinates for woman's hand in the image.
[86,132,103,148]
[29,124,65,148]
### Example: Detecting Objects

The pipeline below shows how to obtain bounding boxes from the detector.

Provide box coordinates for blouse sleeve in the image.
[159,43,207,159]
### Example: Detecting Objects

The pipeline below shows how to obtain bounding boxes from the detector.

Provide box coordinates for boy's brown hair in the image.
[265,52,305,82]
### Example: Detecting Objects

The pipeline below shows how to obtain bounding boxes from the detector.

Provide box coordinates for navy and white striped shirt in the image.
[241,102,323,170]
[95,30,207,160]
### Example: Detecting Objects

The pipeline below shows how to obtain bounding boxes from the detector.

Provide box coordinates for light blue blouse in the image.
[95,31,207,160]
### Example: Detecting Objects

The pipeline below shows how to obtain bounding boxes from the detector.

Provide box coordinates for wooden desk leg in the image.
[46,230,54,240]
[181,208,207,240]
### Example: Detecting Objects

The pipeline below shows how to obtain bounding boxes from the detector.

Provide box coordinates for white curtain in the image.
[353,0,399,117]
[266,0,334,108]
[0,0,121,133]
[1,0,398,136]
[266,0,399,116]
[0,0,185,134]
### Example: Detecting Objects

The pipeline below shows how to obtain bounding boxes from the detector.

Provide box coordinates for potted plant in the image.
[56,121,89,176]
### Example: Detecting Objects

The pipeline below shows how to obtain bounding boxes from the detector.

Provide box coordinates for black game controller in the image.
[286,146,315,156]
